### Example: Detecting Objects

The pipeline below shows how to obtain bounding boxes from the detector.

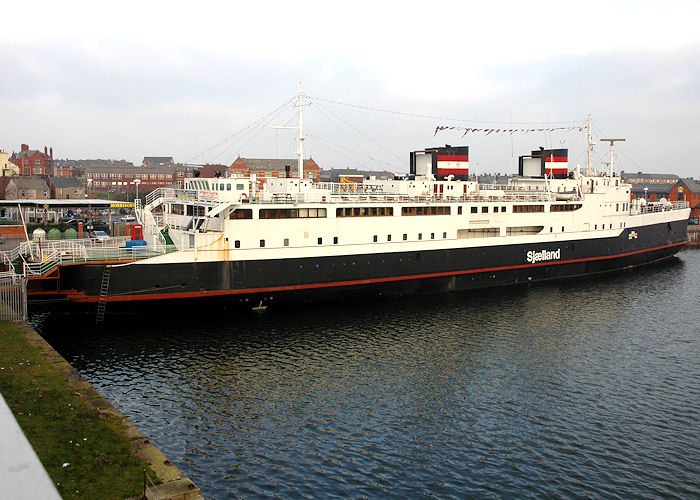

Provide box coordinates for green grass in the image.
[0,322,155,499]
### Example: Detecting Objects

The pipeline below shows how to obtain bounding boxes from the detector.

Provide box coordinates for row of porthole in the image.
[374,232,448,242]
[232,232,449,248]
[292,255,420,271]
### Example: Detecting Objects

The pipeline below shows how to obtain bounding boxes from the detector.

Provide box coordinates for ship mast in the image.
[600,137,625,179]
[269,82,308,190]
[297,81,305,182]
[586,114,594,175]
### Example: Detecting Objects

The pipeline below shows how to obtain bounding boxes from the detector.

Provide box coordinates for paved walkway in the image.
[0,392,61,499]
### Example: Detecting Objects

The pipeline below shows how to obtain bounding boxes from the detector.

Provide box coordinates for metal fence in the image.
[0,275,27,321]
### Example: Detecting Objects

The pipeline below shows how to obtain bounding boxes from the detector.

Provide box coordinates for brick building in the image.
[230,157,321,182]
[47,177,85,199]
[10,144,55,176]
[82,163,186,194]
[5,177,50,200]
[621,171,679,202]
[670,178,700,218]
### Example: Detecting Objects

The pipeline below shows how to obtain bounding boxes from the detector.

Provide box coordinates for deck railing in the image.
[0,237,177,278]
[638,201,689,214]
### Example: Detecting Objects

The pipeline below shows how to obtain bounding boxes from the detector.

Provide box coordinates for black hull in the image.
[54,220,688,310]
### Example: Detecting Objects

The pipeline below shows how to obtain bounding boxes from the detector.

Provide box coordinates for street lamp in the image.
[132,178,142,202]
[86,178,92,199]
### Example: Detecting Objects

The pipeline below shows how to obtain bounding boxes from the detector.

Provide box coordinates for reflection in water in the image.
[32,252,700,498]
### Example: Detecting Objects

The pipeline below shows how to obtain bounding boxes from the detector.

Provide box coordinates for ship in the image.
[43,92,690,311]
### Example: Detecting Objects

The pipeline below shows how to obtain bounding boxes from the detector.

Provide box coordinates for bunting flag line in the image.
[433,125,587,137]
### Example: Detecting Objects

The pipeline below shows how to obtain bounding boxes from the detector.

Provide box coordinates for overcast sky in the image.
[2,0,700,177]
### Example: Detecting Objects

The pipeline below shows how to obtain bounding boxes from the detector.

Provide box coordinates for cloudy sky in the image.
[2,0,700,177]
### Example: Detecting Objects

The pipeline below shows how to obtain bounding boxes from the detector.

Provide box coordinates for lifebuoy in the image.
[241,193,248,202]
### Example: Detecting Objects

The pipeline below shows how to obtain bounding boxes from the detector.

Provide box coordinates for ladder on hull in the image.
[96,266,111,325]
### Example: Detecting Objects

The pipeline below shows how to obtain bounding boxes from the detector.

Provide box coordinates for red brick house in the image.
[670,178,700,218]
[10,144,55,176]
[82,163,184,194]
[229,157,321,182]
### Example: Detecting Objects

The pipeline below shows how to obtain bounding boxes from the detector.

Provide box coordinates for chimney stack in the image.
[21,144,29,151]
[50,147,53,159]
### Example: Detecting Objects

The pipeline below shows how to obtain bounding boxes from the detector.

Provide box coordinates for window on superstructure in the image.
[418,233,422,240]
[187,205,205,217]
[387,235,392,241]
[502,206,507,212]
[236,184,245,190]
[550,204,582,212]
[403,233,407,240]
[513,205,545,213]
[171,204,185,215]
[260,208,327,219]
[458,206,463,215]
[494,207,499,213]
[471,207,478,213]
[234,240,240,248]
[336,207,392,217]
[373,235,378,242]
[333,237,338,244]
[229,209,252,219]
[482,206,488,213]
[401,206,450,216]
[284,238,289,246]
[443,232,447,238]
[431,233,435,239]
[260,240,265,247]
[318,237,323,245]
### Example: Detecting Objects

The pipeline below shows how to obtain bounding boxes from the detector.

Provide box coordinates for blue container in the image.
[125,239,147,249]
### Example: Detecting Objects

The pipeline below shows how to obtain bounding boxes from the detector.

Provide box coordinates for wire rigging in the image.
[310,100,406,167]
[307,95,585,126]
[185,96,297,164]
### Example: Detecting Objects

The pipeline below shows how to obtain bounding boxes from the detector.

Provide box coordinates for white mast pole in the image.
[297,81,304,183]
[586,114,594,175]
[600,138,625,180]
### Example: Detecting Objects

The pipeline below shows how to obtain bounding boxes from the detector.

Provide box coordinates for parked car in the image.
[120,215,136,222]
[91,230,110,241]
[689,217,699,225]
[0,236,6,244]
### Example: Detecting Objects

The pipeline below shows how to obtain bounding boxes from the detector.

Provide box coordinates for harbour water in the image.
[32,250,700,498]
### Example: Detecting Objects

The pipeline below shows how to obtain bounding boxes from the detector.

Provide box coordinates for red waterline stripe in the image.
[75,241,685,303]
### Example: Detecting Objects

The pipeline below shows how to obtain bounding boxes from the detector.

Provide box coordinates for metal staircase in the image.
[95,266,111,324]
